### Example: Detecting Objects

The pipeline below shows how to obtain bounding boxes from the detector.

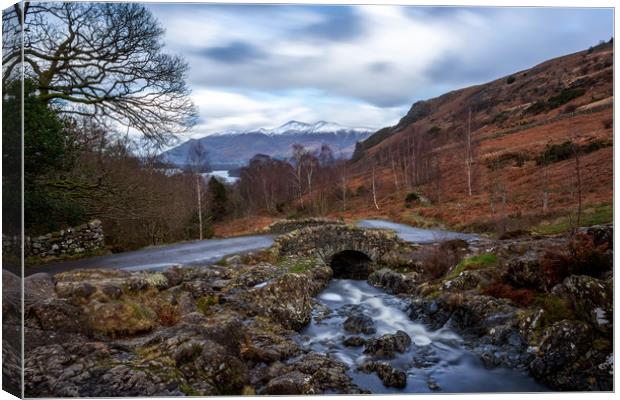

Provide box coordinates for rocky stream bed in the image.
[2,224,614,395]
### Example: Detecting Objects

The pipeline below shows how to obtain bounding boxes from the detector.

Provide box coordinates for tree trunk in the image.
[371,164,380,210]
[196,174,203,240]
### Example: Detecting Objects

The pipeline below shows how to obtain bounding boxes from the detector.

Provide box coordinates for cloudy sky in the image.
[147,4,613,138]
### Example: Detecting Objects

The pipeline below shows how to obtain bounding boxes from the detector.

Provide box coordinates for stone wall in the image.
[267,217,345,234]
[3,220,105,258]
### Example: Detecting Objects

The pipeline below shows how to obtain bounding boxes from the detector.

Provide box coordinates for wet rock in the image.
[359,361,407,388]
[427,378,440,390]
[235,265,332,330]
[287,352,361,393]
[474,324,532,369]
[412,346,440,368]
[343,336,366,347]
[442,270,486,291]
[552,275,612,333]
[503,257,546,292]
[343,313,376,334]
[446,295,516,336]
[368,268,417,294]
[241,319,300,363]
[312,302,333,323]
[528,319,611,390]
[578,224,613,249]
[408,298,451,330]
[262,371,315,395]
[364,330,412,358]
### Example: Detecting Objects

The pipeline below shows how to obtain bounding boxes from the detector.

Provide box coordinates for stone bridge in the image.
[274,225,415,279]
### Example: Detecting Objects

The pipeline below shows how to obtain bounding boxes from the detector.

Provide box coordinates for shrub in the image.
[602,118,612,129]
[156,304,179,326]
[404,191,421,204]
[526,88,586,114]
[506,76,516,84]
[483,282,534,307]
[355,185,367,196]
[536,141,576,165]
[539,232,610,289]
[420,240,468,280]
[427,125,441,136]
[563,104,577,114]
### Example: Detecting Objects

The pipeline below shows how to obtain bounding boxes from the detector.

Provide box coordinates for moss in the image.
[196,295,219,315]
[426,289,442,299]
[277,256,319,274]
[180,382,200,396]
[241,385,256,395]
[534,295,575,328]
[89,299,156,337]
[447,252,497,279]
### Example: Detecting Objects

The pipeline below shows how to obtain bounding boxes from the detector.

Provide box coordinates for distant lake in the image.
[201,170,239,183]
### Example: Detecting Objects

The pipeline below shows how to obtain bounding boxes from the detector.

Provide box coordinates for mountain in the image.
[346,40,613,232]
[160,121,374,169]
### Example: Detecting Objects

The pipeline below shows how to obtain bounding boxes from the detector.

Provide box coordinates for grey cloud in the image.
[200,41,267,64]
[300,7,365,42]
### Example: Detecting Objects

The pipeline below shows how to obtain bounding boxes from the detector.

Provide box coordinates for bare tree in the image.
[371,159,380,210]
[4,2,197,144]
[186,142,210,240]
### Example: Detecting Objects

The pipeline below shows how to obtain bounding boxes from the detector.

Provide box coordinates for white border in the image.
[0,1,616,400]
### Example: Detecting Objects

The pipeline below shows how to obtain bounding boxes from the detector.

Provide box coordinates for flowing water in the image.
[300,279,547,394]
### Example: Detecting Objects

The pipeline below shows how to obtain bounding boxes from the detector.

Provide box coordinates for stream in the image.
[299,279,547,393]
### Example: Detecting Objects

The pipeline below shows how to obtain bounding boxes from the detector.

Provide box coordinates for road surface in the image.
[26,235,274,275]
[26,219,479,275]
[358,219,479,243]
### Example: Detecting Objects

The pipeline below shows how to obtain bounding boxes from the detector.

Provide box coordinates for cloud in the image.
[200,41,266,63]
[300,6,365,41]
[147,4,613,138]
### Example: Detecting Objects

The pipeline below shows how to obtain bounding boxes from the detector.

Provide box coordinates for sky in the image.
[146,4,614,138]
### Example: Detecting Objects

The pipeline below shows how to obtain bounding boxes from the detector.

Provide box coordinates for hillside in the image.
[337,40,613,235]
[161,121,373,169]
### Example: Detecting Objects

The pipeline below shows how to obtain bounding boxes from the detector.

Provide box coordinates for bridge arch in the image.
[329,250,373,279]
[275,224,413,278]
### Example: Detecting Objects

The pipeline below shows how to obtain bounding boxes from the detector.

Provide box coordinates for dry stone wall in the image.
[3,220,105,258]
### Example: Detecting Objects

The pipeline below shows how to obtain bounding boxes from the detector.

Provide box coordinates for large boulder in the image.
[262,371,315,395]
[24,273,56,306]
[26,298,89,334]
[343,313,376,334]
[364,330,411,358]
[236,265,332,330]
[359,361,407,388]
[503,256,546,291]
[552,275,612,334]
[529,319,611,390]
[368,268,417,294]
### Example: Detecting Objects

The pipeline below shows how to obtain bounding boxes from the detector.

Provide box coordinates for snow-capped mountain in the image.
[160,121,375,170]
[207,120,373,137]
